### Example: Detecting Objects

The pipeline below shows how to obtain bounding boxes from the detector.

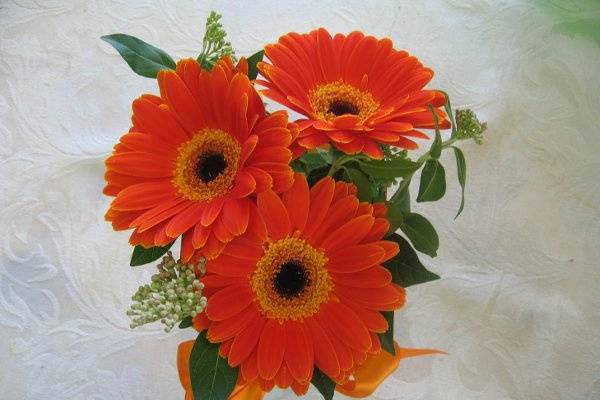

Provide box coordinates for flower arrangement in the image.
[102,11,486,400]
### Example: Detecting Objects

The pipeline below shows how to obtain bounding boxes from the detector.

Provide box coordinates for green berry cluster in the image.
[127,252,207,332]
[455,109,487,144]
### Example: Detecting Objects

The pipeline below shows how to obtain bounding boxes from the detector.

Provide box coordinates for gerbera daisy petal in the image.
[333,266,392,288]
[306,317,341,378]
[258,319,286,380]
[282,172,310,232]
[319,302,371,351]
[221,197,251,237]
[157,70,203,133]
[284,321,313,383]
[257,190,291,239]
[320,214,375,251]
[205,285,253,321]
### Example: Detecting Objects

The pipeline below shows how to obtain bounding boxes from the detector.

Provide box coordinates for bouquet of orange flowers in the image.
[102,11,486,400]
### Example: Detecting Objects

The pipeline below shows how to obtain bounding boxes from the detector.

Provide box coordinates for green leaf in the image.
[386,201,404,236]
[101,34,176,78]
[358,158,421,179]
[246,50,264,80]
[130,242,174,266]
[179,316,193,329]
[378,311,396,356]
[311,367,336,400]
[400,213,439,257]
[453,146,467,219]
[190,331,238,400]
[343,167,372,201]
[307,165,330,186]
[300,151,330,174]
[428,104,442,159]
[384,234,440,287]
[416,159,446,202]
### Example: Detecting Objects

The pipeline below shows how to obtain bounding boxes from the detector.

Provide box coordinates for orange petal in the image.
[306,317,340,379]
[257,319,286,380]
[321,214,374,251]
[284,321,313,383]
[257,190,291,240]
[282,173,310,232]
[229,313,266,366]
[326,244,385,273]
[205,285,253,321]
[318,302,371,352]
[221,197,250,237]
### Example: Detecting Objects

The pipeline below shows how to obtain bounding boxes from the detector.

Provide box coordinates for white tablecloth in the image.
[1,1,599,399]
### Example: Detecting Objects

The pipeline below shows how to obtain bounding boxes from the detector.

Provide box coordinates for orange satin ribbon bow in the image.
[177,340,442,399]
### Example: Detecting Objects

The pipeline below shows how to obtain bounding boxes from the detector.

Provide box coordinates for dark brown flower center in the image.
[196,152,227,183]
[328,99,359,116]
[273,261,310,299]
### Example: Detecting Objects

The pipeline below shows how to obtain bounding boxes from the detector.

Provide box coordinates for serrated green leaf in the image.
[384,234,440,287]
[343,167,372,201]
[130,242,174,266]
[416,159,446,202]
[358,158,420,179]
[101,34,176,78]
[453,146,467,219]
[400,213,439,257]
[311,367,336,400]
[246,50,264,80]
[190,331,238,400]
[300,151,330,173]
[179,316,193,329]
[428,104,442,159]
[378,311,396,356]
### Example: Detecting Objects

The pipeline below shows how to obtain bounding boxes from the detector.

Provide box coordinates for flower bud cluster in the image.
[127,252,206,332]
[455,109,487,144]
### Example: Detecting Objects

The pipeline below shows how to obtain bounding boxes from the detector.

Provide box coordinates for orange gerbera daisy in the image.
[257,28,451,159]
[104,56,295,260]
[194,173,405,394]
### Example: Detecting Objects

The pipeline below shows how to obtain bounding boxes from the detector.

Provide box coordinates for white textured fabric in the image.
[1,1,599,399]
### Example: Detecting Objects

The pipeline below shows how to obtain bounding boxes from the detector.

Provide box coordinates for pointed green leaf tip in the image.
[311,368,336,400]
[378,311,396,356]
[453,146,467,218]
[130,242,174,266]
[101,33,176,78]
[247,50,264,80]
[384,234,440,288]
[190,331,238,400]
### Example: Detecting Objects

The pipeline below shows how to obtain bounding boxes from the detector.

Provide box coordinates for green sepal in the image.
[416,159,446,202]
[130,242,174,266]
[190,331,238,400]
[101,33,176,78]
[439,91,457,137]
[179,316,193,329]
[452,146,467,219]
[428,104,442,159]
[399,213,439,257]
[378,311,396,356]
[246,50,264,80]
[311,367,336,400]
[384,234,440,287]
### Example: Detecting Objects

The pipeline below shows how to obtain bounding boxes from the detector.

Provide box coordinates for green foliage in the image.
[197,11,235,70]
[311,368,336,400]
[342,167,373,201]
[399,213,439,257]
[357,157,420,179]
[384,234,440,287]
[190,331,238,400]
[130,242,174,266]
[455,109,487,144]
[453,146,467,218]
[417,159,446,202]
[246,50,264,80]
[101,33,176,78]
[378,311,396,356]
[179,316,193,329]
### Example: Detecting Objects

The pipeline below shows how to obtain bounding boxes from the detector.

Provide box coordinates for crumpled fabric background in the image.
[1,0,599,399]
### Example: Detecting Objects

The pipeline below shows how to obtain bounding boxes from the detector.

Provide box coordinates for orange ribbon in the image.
[336,341,444,398]
[177,340,442,399]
